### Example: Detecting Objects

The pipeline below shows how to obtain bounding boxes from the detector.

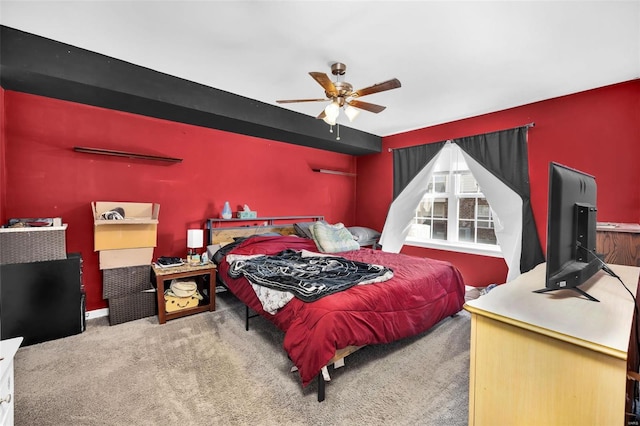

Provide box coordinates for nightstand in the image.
[151,263,216,324]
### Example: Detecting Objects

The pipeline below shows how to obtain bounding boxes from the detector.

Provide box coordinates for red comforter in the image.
[217,235,466,387]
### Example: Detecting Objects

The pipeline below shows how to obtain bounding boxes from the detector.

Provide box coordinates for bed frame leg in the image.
[245,305,249,331]
[317,373,325,402]
[244,305,260,331]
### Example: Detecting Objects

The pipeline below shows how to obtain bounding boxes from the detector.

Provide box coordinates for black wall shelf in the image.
[73,147,183,163]
[312,168,357,177]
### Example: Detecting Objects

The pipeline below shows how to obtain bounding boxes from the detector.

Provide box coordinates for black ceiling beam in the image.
[0,26,381,156]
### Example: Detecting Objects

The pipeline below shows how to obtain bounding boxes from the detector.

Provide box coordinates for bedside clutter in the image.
[92,201,160,326]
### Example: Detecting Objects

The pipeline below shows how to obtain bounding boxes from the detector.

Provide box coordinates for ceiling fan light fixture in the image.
[344,105,360,122]
[322,115,337,126]
[277,62,401,137]
[324,101,340,121]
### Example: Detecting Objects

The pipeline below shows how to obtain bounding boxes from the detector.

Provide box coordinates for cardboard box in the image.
[0,225,67,265]
[92,202,159,251]
[99,247,154,270]
[236,211,257,219]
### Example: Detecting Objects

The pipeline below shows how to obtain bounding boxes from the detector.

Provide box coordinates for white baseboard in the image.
[86,308,109,320]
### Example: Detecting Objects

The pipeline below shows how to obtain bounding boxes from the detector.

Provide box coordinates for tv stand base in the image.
[532,286,600,302]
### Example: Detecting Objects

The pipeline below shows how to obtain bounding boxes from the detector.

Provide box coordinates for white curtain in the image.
[460,151,522,282]
[381,126,544,282]
[380,142,525,282]
[378,149,444,253]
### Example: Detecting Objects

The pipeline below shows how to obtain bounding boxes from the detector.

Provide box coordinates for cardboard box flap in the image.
[93,202,160,225]
[92,201,159,251]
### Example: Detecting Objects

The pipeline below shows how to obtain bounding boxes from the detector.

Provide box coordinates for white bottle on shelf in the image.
[221,201,232,220]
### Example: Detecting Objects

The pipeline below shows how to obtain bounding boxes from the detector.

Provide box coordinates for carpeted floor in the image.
[14,290,472,425]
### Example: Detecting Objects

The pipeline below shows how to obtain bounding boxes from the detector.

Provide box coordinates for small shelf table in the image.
[151,263,216,324]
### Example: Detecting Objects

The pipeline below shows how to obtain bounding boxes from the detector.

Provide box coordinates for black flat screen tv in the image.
[534,162,603,302]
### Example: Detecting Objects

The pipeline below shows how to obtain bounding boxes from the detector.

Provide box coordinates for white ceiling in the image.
[1,1,639,137]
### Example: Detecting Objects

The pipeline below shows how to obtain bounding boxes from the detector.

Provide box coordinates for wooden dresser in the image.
[597,222,640,267]
[464,263,640,425]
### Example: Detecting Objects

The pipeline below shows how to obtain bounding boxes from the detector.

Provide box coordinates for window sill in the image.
[404,238,503,258]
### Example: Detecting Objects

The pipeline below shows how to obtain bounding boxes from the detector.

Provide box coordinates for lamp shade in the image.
[322,115,337,126]
[324,101,340,120]
[344,105,360,122]
[187,229,204,249]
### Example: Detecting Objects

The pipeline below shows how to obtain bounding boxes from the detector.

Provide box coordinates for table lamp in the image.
[187,229,204,265]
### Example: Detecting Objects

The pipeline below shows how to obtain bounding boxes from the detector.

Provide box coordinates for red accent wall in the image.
[3,80,639,308]
[0,87,6,225]
[2,91,357,311]
[356,79,640,287]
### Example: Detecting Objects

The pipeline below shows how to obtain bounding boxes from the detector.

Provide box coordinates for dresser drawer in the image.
[0,337,23,426]
[0,359,14,426]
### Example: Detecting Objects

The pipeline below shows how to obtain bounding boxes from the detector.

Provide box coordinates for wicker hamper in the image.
[103,265,157,324]
[0,225,67,265]
[103,265,152,298]
[108,291,157,325]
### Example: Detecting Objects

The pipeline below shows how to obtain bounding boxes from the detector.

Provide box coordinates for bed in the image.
[211,222,466,401]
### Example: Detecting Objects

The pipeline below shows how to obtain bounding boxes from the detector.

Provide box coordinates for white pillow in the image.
[310,222,360,253]
[347,226,381,243]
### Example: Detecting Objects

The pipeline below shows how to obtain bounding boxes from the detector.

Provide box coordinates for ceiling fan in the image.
[276,62,401,129]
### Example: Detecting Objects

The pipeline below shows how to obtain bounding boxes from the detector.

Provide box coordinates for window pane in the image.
[426,179,433,193]
[410,144,500,249]
[433,198,448,218]
[416,198,432,217]
[477,199,491,219]
[428,174,448,194]
[459,172,479,194]
[477,228,498,245]
[432,219,447,240]
[409,223,431,239]
[459,220,475,242]
[459,198,475,220]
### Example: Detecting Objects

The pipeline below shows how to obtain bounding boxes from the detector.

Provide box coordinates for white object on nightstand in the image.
[0,337,23,426]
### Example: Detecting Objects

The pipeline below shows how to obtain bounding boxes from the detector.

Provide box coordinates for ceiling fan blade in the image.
[309,72,337,96]
[317,110,326,119]
[352,78,401,98]
[276,98,328,104]
[348,100,387,114]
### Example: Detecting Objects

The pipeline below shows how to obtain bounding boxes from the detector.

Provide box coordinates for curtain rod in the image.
[387,122,535,152]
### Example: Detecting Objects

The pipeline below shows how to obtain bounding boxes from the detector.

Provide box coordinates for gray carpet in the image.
[14,291,471,425]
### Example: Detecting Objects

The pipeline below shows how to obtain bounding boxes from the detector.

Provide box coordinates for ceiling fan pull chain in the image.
[336,123,341,141]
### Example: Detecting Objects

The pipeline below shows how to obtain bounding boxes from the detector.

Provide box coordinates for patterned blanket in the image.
[227,249,393,302]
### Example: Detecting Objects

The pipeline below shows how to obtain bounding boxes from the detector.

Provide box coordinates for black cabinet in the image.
[0,254,85,345]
